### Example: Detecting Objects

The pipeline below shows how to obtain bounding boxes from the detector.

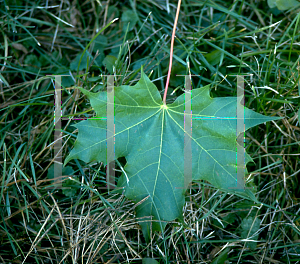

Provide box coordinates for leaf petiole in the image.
[163,0,182,105]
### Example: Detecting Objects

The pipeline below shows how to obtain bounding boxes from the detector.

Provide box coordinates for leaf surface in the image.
[65,70,281,240]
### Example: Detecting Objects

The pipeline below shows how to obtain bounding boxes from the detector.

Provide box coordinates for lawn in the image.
[1,0,300,263]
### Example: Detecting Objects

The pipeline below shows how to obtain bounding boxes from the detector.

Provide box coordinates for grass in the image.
[0,0,300,263]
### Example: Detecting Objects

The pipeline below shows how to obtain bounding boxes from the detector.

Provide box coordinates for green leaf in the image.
[240,216,261,250]
[277,0,299,10]
[92,35,108,52]
[204,49,223,66]
[47,165,75,180]
[92,35,107,65]
[107,6,120,20]
[54,68,75,87]
[47,165,78,197]
[142,258,159,264]
[213,213,235,229]
[24,54,41,73]
[102,55,118,74]
[62,176,79,197]
[70,53,89,71]
[132,58,147,71]
[64,69,282,241]
[121,9,138,32]
[268,0,300,10]
[267,0,277,8]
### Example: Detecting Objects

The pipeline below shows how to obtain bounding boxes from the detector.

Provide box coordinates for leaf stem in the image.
[163,0,182,105]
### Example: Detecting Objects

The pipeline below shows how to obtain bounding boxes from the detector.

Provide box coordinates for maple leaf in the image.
[64,69,282,241]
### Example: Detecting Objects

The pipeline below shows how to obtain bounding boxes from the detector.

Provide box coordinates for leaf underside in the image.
[65,70,281,241]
